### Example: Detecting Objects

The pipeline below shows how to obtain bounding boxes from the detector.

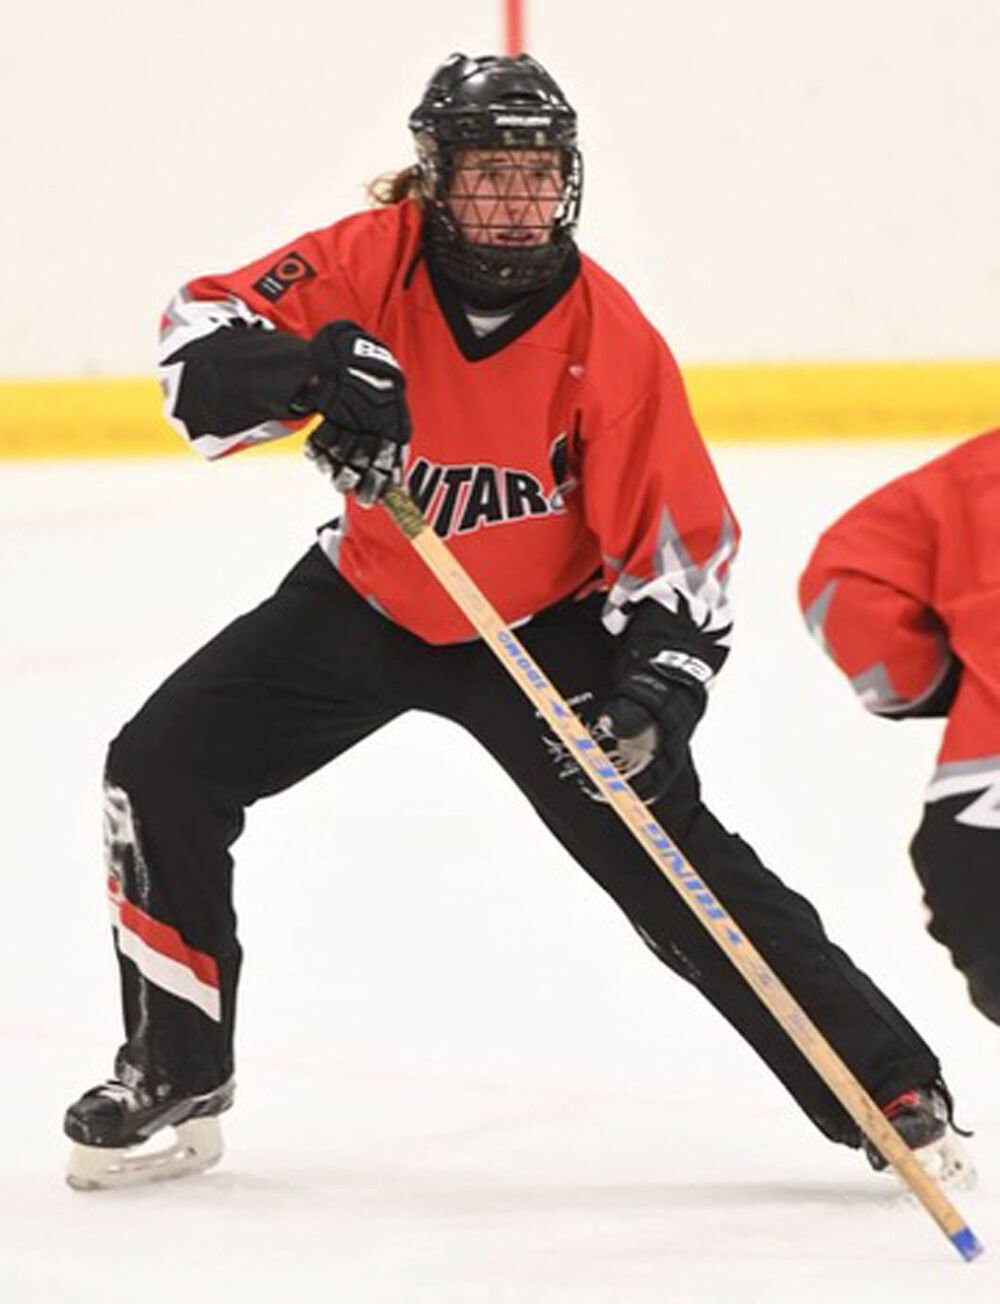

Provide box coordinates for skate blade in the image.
[66,1116,224,1191]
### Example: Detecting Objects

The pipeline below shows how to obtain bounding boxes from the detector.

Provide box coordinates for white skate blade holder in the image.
[896,1131,978,1196]
[66,1115,224,1191]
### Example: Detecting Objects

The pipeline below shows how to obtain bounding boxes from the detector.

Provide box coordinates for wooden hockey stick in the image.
[381,483,983,1263]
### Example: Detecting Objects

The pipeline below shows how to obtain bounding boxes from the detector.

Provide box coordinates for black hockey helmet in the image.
[408,52,583,298]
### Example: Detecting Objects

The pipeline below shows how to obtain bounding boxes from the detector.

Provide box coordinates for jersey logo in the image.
[252,253,316,303]
[548,430,579,510]
[406,456,566,539]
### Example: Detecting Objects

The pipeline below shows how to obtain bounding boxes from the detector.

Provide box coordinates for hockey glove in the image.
[303,321,411,507]
[598,609,714,803]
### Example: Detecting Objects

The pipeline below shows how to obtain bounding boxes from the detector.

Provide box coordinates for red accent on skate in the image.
[117,899,220,990]
[883,1089,921,1120]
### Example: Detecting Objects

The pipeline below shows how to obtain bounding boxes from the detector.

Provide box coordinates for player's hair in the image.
[368,167,424,206]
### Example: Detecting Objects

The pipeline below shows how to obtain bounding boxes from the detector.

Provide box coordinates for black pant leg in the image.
[103,549,408,1093]
[911,797,1000,1025]
[422,595,941,1146]
[650,801,939,1143]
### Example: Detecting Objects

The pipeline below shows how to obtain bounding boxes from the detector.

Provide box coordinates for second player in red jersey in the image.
[800,428,1000,1028]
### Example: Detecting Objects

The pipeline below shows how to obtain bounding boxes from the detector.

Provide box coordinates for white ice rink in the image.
[2,441,997,1301]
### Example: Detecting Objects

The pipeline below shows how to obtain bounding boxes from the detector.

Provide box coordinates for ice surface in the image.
[1,443,996,1301]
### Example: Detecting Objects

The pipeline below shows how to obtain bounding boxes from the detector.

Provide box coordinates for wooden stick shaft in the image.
[382,483,982,1261]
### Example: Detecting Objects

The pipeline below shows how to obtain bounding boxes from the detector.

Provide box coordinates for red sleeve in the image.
[583,332,739,676]
[180,229,364,338]
[158,223,369,459]
[798,472,953,713]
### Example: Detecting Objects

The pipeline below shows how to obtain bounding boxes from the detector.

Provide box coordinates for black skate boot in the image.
[64,1072,235,1190]
[864,1081,975,1189]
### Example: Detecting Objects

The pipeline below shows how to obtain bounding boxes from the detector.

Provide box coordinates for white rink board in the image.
[5,1,1000,375]
[1,442,997,1302]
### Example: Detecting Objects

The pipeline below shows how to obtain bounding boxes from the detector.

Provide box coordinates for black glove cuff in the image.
[298,321,359,414]
[308,320,360,364]
[615,670,706,738]
[616,598,730,681]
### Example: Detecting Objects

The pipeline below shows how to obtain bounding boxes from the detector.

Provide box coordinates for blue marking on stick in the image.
[495,623,748,946]
[950,1227,985,1262]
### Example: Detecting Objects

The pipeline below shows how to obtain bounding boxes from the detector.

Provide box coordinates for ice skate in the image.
[64,1075,234,1191]
[864,1082,976,1191]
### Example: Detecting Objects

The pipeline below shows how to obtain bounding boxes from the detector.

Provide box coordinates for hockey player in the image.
[800,427,1000,1030]
[65,52,967,1189]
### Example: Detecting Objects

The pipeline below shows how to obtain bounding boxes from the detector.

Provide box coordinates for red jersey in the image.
[159,200,738,659]
[799,429,1000,798]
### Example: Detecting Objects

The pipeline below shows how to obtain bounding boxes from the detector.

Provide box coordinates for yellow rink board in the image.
[1,362,999,458]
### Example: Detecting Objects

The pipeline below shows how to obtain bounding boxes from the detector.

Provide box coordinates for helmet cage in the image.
[409,55,583,296]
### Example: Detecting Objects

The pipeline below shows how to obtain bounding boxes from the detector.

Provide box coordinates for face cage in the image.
[447,149,576,241]
[418,140,583,296]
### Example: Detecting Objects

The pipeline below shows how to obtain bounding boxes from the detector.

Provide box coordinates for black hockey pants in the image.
[911,800,1000,1026]
[103,547,940,1145]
